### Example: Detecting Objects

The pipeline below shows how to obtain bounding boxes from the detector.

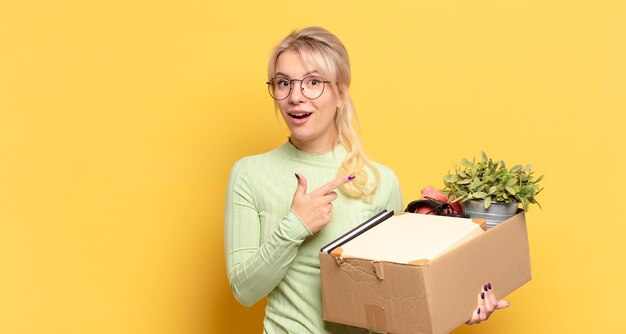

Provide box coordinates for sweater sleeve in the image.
[224,160,311,307]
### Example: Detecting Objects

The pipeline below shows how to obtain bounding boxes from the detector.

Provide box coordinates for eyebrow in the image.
[274,71,320,78]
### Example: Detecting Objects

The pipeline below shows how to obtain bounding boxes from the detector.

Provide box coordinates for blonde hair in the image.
[268,26,380,202]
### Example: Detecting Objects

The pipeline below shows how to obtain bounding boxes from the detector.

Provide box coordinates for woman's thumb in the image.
[294,173,307,196]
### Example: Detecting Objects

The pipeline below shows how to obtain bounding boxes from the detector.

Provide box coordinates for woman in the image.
[225,26,506,334]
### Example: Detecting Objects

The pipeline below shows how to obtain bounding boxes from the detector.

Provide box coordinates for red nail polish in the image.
[348,175,355,181]
[481,292,485,299]
[295,173,300,180]
[483,284,488,291]
[488,283,492,290]
[477,308,481,315]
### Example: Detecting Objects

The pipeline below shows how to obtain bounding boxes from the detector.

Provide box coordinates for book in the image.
[337,213,484,264]
[320,210,394,254]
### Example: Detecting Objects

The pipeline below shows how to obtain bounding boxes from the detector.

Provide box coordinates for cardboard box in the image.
[319,211,531,334]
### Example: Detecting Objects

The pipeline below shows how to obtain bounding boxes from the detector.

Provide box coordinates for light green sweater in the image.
[225,141,403,334]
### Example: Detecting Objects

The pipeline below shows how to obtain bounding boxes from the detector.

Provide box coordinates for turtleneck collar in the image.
[281,139,347,165]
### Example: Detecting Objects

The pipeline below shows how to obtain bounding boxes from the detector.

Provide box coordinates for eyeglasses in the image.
[266,76,331,101]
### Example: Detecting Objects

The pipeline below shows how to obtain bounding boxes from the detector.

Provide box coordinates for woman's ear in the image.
[335,85,344,108]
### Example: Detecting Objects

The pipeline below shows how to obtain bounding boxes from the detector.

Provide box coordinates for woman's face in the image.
[273,50,342,152]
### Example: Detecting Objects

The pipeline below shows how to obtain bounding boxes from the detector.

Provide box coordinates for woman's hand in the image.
[291,173,354,234]
[466,283,511,325]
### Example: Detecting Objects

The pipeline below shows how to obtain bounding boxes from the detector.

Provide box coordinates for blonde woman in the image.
[225,27,506,334]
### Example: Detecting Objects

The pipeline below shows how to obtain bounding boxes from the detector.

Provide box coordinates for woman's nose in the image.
[289,81,306,103]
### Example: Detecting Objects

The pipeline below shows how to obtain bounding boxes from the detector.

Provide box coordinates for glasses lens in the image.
[268,78,290,100]
[302,76,325,100]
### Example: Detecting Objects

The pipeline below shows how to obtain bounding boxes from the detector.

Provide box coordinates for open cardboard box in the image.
[319,211,531,334]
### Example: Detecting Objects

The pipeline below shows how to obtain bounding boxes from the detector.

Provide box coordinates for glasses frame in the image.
[266,76,332,101]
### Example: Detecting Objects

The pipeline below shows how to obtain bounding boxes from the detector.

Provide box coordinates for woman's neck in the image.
[289,135,339,153]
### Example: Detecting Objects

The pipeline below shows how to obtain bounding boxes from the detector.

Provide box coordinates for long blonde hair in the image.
[268,27,380,202]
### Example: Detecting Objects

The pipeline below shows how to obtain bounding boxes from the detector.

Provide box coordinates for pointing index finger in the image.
[312,175,355,196]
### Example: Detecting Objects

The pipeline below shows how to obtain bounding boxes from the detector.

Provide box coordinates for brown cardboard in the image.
[319,211,531,334]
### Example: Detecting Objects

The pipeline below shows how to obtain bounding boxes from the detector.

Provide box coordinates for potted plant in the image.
[442,152,543,227]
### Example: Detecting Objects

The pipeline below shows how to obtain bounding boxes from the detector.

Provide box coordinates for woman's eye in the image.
[308,78,322,86]
[276,79,290,88]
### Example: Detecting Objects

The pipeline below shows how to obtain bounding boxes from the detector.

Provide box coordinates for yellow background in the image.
[1,0,625,333]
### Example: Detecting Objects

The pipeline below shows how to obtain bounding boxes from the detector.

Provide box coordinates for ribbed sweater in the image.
[224,141,403,333]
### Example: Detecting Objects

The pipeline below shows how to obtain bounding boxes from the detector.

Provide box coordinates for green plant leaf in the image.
[506,177,517,186]
[462,159,473,168]
[510,165,523,173]
[443,174,458,183]
[469,178,482,190]
[505,185,517,195]
[472,191,488,199]
[485,196,492,208]
[450,194,465,203]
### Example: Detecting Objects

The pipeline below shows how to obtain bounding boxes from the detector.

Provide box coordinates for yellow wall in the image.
[1,1,624,333]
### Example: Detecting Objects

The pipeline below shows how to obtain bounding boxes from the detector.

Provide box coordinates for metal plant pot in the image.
[464,199,519,229]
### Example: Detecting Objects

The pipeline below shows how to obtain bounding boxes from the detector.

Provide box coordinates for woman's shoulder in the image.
[231,144,288,172]
[367,159,402,212]
[371,160,399,181]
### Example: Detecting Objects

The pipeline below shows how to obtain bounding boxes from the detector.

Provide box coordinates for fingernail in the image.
[481,292,485,299]
[348,175,355,181]
[295,173,300,180]
[477,308,481,315]
[483,284,488,291]
[488,283,492,290]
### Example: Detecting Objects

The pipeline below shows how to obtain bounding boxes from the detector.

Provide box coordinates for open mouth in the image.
[288,112,312,120]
